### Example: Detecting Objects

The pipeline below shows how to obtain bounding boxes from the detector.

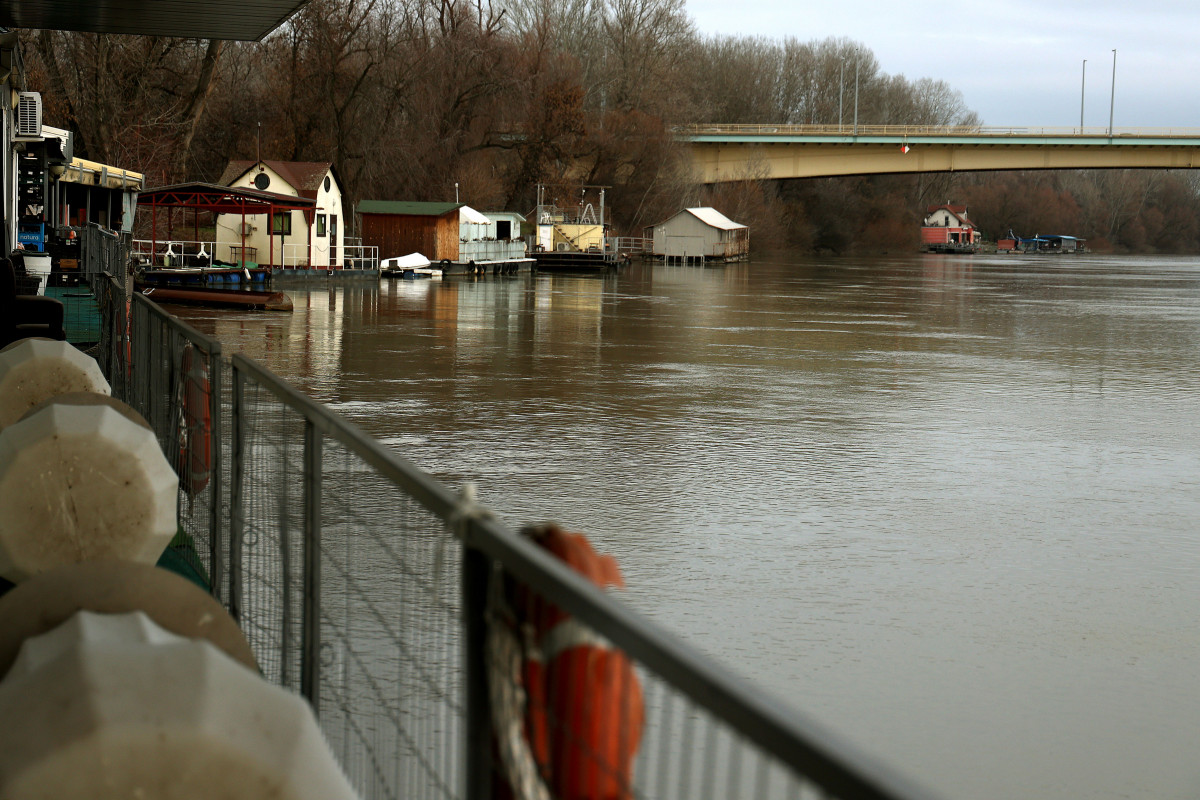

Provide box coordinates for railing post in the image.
[229,364,245,624]
[207,344,224,605]
[462,535,493,800]
[301,419,322,716]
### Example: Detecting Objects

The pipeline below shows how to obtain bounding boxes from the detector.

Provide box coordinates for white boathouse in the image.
[647,207,749,263]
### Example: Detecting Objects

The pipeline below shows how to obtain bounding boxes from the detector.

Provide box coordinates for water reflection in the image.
[169,254,1200,800]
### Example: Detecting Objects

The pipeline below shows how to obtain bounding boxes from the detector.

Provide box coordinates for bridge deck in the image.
[679,125,1200,181]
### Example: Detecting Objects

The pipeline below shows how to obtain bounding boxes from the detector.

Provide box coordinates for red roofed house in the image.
[921,204,978,251]
[216,160,345,269]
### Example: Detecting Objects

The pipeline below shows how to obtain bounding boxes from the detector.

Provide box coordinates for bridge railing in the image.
[678,123,1200,138]
[94,287,942,800]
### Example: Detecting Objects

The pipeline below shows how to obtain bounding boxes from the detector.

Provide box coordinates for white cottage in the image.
[647,207,749,262]
[216,160,345,269]
[458,207,528,264]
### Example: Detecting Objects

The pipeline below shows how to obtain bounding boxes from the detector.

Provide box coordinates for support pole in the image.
[1108,49,1117,137]
[853,50,860,136]
[301,419,322,715]
[1080,59,1087,133]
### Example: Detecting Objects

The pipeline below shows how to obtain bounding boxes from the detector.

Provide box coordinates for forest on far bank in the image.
[19,0,1200,254]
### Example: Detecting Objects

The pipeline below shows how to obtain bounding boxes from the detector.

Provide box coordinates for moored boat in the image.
[137,286,293,311]
[380,253,443,280]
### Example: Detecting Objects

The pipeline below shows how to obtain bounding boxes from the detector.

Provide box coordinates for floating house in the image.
[921,204,978,252]
[531,184,613,270]
[359,202,529,272]
[460,209,527,264]
[1018,235,1087,254]
[646,207,749,263]
[997,230,1087,254]
[216,160,345,269]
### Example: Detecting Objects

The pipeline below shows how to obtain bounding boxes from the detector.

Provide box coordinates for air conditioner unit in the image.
[16,92,42,138]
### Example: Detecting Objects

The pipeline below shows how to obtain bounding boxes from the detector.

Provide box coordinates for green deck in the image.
[45,285,102,345]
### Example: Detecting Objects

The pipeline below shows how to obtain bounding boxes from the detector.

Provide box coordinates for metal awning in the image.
[0,0,309,41]
[137,182,315,214]
[137,183,317,269]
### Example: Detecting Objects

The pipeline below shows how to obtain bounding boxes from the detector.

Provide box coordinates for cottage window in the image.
[316,214,327,237]
[272,212,291,235]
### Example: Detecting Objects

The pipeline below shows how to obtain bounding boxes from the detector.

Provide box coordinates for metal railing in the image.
[611,236,653,254]
[89,264,939,800]
[96,273,228,604]
[131,237,216,268]
[677,123,1200,138]
[279,243,380,270]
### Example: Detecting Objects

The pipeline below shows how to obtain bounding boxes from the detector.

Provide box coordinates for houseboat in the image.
[997,232,1088,254]
[921,204,979,253]
[359,202,531,275]
[644,207,749,264]
[532,184,625,272]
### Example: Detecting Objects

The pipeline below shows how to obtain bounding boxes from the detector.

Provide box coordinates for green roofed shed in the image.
[358,201,463,217]
[356,200,464,261]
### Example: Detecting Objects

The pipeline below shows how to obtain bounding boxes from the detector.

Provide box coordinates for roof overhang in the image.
[137,183,316,214]
[61,158,144,190]
[0,0,309,41]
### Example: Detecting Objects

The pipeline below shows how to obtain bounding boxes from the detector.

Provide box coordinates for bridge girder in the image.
[683,130,1200,182]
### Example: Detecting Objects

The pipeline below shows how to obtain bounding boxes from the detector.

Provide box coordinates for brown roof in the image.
[925,204,975,228]
[218,160,337,200]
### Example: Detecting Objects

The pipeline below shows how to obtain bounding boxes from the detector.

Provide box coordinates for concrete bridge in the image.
[680,125,1200,182]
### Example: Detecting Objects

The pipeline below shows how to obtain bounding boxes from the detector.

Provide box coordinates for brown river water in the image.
[172,252,1200,800]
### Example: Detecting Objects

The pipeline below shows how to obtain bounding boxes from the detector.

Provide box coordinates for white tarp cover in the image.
[459,206,491,225]
[381,253,431,269]
[686,207,747,230]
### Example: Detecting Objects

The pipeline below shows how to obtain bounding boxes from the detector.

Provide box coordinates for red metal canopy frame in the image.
[137,182,318,269]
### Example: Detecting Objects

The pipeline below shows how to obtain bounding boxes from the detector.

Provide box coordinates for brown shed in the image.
[357,201,462,262]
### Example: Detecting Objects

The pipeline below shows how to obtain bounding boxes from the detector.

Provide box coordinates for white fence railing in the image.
[278,243,379,271]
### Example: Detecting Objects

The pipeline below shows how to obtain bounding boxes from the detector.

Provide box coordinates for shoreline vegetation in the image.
[21,0,1200,255]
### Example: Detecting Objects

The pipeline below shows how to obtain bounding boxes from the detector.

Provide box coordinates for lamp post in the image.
[1080,59,1086,132]
[853,48,860,136]
[839,59,844,132]
[1108,49,1117,137]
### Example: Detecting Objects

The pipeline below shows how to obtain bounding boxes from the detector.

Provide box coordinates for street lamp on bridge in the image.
[1108,49,1117,137]
[1080,59,1086,132]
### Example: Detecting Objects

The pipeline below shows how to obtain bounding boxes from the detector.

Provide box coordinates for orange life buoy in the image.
[179,345,212,495]
[491,524,644,800]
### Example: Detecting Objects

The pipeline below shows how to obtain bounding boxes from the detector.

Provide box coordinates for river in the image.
[172,253,1200,800]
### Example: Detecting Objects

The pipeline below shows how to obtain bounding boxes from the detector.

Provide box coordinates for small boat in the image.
[138,266,270,286]
[137,286,293,311]
[381,253,443,280]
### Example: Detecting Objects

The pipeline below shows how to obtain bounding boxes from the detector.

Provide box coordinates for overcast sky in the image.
[685,0,1199,130]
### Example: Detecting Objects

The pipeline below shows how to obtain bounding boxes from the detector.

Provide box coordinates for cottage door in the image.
[330,215,339,268]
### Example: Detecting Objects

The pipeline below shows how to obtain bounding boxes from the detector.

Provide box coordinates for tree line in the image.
[21,0,1200,253]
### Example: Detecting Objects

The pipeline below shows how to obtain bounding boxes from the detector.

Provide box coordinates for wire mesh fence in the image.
[95,283,226,603]
[87,265,938,800]
[230,354,468,799]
